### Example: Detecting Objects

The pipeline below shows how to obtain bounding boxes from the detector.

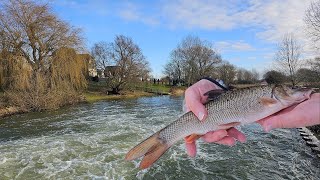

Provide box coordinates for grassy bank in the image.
[84,91,154,103]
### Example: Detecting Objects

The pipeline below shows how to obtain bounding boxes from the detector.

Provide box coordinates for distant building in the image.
[78,54,97,77]
[104,66,120,78]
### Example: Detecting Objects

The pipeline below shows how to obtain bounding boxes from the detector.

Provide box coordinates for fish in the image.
[125,85,313,169]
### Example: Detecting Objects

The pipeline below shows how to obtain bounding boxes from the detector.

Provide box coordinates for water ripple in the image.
[0,96,319,179]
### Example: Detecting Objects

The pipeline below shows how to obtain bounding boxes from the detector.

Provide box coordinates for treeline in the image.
[163,36,261,86]
[0,0,88,111]
[163,0,320,87]
[163,34,320,87]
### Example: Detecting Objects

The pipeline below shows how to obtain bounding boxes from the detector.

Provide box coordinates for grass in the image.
[87,81,108,92]
[84,91,153,103]
[84,82,186,103]
[133,83,172,93]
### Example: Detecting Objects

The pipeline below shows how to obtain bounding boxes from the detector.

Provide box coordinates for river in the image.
[0,96,319,179]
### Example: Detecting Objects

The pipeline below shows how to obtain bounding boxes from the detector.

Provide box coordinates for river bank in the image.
[1,87,318,139]
[0,86,184,118]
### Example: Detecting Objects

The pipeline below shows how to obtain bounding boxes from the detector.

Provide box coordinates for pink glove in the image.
[258,93,320,131]
[184,79,246,157]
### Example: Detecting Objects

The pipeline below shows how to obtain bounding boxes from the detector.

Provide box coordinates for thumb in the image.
[190,100,207,121]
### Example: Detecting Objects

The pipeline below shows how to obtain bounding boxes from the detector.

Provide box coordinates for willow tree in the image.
[0,0,85,111]
[0,50,32,90]
[0,0,82,73]
[50,48,88,91]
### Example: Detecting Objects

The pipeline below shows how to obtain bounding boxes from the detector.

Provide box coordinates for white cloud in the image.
[161,0,313,42]
[161,0,238,30]
[215,40,255,52]
[160,0,317,58]
[118,2,159,26]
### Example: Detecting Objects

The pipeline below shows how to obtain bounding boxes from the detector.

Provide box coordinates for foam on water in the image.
[0,96,319,179]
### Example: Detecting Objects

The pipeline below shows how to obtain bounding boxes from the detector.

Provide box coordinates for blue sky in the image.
[51,0,316,78]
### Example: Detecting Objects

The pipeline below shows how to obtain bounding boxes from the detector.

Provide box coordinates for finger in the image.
[215,136,236,146]
[185,140,197,157]
[227,128,246,143]
[201,130,228,143]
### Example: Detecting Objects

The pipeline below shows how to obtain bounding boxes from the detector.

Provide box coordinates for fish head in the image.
[272,85,314,106]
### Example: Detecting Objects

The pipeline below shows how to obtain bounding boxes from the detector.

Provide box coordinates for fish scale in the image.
[126,85,313,169]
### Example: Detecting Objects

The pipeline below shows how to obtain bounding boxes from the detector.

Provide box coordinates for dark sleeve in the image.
[200,77,229,91]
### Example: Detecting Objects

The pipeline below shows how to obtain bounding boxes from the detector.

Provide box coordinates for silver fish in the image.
[126,85,313,169]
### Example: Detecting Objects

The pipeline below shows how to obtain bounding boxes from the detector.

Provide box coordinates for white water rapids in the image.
[0,96,319,179]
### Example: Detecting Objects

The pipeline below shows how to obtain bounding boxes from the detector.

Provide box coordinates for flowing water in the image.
[0,96,319,179]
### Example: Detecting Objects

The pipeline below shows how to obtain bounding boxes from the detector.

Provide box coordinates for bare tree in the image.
[275,33,302,86]
[91,41,109,71]
[236,68,259,84]
[217,61,236,85]
[104,35,150,94]
[165,36,221,85]
[306,57,320,82]
[0,0,83,73]
[163,53,184,83]
[305,0,320,48]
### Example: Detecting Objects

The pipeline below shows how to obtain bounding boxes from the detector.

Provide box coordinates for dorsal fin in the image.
[203,89,225,102]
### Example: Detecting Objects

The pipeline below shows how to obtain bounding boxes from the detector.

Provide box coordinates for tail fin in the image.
[125,132,170,169]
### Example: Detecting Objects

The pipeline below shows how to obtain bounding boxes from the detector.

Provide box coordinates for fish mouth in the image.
[274,87,314,105]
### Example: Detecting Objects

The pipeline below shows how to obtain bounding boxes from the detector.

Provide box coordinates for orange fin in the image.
[259,97,277,106]
[184,134,203,144]
[139,143,169,169]
[125,132,170,169]
[218,122,241,129]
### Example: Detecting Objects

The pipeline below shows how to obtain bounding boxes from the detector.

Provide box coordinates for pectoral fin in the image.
[259,97,278,106]
[184,134,203,144]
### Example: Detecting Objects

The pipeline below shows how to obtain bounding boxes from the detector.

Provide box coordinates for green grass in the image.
[84,91,154,103]
[132,83,172,93]
[84,92,110,103]
[145,84,171,93]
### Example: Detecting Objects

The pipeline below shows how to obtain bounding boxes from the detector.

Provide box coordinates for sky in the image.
[51,0,318,78]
